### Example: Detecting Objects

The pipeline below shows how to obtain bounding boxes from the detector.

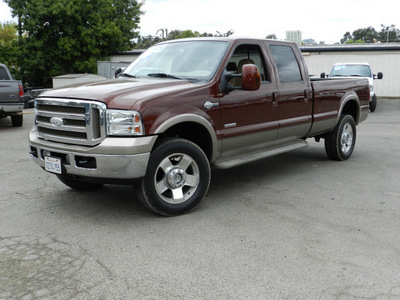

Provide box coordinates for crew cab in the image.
[0,63,24,126]
[29,38,370,216]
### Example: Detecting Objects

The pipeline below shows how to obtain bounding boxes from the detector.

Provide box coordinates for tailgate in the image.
[0,80,21,103]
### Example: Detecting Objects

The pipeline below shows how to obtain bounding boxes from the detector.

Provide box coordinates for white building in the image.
[300,43,400,98]
[286,30,302,44]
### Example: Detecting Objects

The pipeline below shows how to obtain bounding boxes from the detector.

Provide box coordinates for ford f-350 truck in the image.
[29,38,370,216]
[0,63,24,127]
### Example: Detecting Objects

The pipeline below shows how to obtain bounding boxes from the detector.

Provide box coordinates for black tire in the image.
[57,175,103,191]
[11,114,23,127]
[370,94,377,112]
[138,138,211,216]
[324,114,356,161]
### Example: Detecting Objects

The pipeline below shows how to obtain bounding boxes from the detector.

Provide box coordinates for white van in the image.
[323,62,383,112]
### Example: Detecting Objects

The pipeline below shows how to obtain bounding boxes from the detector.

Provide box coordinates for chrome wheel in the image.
[341,123,354,154]
[139,138,211,216]
[325,114,357,161]
[155,153,200,204]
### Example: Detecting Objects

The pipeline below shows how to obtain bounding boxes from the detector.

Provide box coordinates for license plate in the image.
[44,156,62,174]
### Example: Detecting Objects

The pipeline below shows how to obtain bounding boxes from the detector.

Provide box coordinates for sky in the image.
[1,0,399,44]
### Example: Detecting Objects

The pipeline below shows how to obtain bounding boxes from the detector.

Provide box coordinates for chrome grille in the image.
[35,98,107,146]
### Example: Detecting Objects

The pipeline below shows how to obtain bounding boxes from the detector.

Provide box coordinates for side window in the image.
[269,45,302,83]
[227,44,269,86]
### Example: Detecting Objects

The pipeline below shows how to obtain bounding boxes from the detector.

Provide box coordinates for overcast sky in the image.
[1,0,398,44]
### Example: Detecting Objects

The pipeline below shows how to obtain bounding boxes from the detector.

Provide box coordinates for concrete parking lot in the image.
[1,99,400,299]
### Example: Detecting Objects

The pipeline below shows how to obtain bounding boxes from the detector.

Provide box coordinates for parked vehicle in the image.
[29,38,370,216]
[321,62,383,112]
[0,63,24,126]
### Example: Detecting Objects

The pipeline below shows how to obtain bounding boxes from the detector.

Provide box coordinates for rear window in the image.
[0,67,10,80]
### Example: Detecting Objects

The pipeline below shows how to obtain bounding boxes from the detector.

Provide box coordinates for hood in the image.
[41,78,197,110]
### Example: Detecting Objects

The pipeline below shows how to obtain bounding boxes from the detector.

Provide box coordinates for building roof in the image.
[300,43,400,52]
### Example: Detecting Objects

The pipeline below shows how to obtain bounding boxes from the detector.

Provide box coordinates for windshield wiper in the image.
[120,73,137,78]
[147,73,182,80]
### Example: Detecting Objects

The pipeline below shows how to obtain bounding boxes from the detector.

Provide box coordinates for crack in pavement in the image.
[0,235,115,299]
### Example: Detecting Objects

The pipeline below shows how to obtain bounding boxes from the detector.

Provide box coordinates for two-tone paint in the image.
[29,37,369,180]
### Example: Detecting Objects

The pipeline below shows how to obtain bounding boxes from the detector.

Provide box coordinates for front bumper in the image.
[29,129,157,179]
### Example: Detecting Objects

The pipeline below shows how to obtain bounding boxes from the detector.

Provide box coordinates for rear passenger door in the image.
[267,43,313,142]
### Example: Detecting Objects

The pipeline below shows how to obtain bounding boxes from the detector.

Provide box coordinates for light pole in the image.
[381,24,395,43]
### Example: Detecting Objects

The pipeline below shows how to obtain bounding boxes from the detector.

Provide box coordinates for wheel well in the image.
[341,100,359,123]
[156,122,212,160]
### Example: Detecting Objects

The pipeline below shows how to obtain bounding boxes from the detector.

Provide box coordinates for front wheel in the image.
[324,115,356,161]
[138,138,211,216]
[369,94,377,112]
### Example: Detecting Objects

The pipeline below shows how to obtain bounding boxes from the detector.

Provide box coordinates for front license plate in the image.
[44,156,62,174]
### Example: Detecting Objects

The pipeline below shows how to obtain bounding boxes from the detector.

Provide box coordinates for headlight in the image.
[369,84,374,92]
[106,110,144,136]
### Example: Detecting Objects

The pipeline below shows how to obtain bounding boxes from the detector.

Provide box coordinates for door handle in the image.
[267,92,278,102]
[272,92,278,102]
[304,89,309,102]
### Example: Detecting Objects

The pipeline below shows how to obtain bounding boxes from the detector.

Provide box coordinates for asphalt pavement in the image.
[1,99,400,299]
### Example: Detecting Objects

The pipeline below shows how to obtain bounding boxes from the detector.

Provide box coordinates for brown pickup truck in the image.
[29,38,370,216]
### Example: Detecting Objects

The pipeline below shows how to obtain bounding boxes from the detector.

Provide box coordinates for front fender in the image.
[152,111,219,161]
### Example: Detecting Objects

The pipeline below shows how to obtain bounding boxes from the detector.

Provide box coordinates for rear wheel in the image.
[138,138,211,216]
[11,114,23,127]
[57,175,103,191]
[324,114,356,161]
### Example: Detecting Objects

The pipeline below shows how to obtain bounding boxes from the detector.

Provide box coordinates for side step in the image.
[213,140,309,169]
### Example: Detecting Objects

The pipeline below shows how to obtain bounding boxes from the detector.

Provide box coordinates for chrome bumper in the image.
[29,129,157,179]
[0,103,24,114]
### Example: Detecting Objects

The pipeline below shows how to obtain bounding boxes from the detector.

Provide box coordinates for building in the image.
[52,74,106,88]
[97,50,145,79]
[300,43,400,97]
[286,30,302,44]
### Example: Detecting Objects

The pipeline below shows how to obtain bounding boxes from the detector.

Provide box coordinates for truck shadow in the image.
[49,142,330,220]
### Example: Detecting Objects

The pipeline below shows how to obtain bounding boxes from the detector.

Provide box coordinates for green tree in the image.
[3,0,25,38]
[134,35,162,49]
[341,25,400,44]
[0,22,17,46]
[215,29,234,37]
[352,27,378,43]
[5,0,143,87]
[135,29,214,49]
[167,29,212,39]
[266,34,277,39]
[379,24,400,43]
[0,22,20,77]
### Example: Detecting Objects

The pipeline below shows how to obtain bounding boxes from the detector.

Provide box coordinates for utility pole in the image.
[381,24,395,43]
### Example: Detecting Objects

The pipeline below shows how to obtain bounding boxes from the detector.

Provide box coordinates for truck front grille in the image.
[34,98,106,146]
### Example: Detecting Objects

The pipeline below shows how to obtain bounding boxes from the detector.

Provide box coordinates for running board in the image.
[213,140,309,169]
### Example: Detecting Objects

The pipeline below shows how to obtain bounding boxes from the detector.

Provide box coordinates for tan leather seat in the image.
[231,58,254,86]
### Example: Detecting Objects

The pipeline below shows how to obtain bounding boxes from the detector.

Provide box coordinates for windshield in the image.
[122,41,229,81]
[330,64,372,77]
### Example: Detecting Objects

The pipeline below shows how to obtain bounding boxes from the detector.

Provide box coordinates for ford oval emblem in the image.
[50,117,64,127]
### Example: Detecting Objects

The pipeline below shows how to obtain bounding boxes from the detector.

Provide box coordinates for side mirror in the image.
[220,64,260,93]
[320,72,327,78]
[374,72,383,80]
[115,67,125,78]
[241,64,261,91]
